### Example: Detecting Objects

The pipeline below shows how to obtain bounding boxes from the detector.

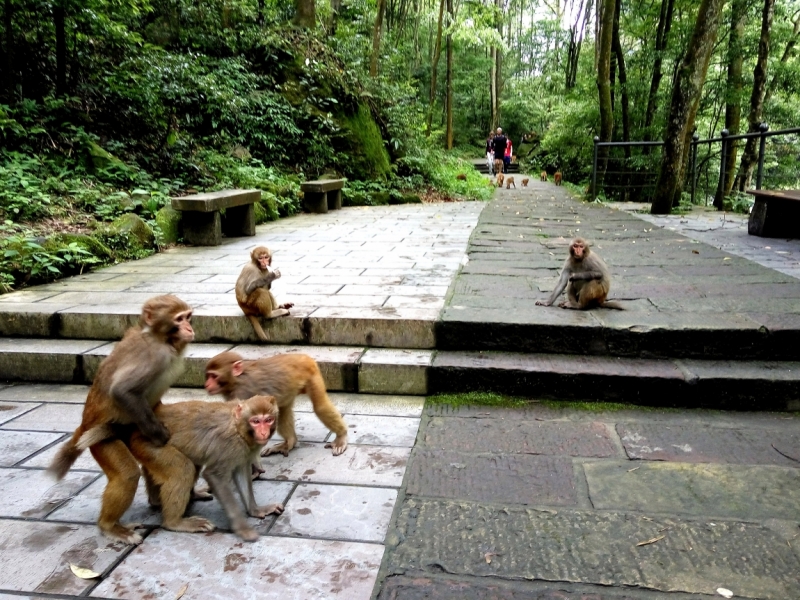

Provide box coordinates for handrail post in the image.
[690,132,699,205]
[756,122,768,190]
[716,129,728,208]
[590,136,599,199]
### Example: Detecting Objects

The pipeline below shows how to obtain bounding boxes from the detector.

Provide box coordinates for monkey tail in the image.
[46,429,85,481]
[76,424,115,451]
[247,316,269,341]
[601,301,625,310]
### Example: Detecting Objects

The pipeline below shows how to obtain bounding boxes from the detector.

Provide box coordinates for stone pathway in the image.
[0,383,423,599]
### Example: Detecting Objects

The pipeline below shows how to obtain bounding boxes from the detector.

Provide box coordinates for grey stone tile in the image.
[0,520,129,595]
[359,349,432,395]
[1,403,84,433]
[272,483,396,542]
[383,295,445,309]
[0,401,41,424]
[47,476,158,525]
[0,430,62,466]
[0,468,97,517]
[262,443,409,487]
[338,284,449,296]
[323,393,425,417]
[0,303,75,336]
[129,282,235,294]
[343,415,420,447]
[21,436,100,471]
[193,479,294,532]
[0,338,106,382]
[90,529,384,599]
[0,289,63,303]
[270,411,337,444]
[0,383,89,404]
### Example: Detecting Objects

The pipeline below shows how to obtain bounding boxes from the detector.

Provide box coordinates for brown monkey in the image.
[493,159,504,176]
[80,395,283,543]
[205,351,348,457]
[540,171,548,182]
[456,173,467,181]
[496,173,505,188]
[47,295,206,544]
[235,246,294,342]
[522,178,529,187]
[554,171,563,185]
[506,176,516,189]
[536,238,623,310]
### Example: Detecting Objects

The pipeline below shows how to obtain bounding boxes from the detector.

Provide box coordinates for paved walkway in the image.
[1,181,799,599]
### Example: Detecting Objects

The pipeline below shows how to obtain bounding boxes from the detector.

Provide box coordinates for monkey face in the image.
[257,253,271,270]
[204,370,225,395]
[249,414,276,445]
[570,241,587,260]
[172,310,194,344]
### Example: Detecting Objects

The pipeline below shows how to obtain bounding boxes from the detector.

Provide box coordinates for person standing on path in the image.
[492,128,508,174]
[485,132,495,175]
[504,137,513,173]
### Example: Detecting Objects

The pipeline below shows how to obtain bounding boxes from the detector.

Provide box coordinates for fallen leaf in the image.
[723,257,731,261]
[484,552,494,564]
[70,564,100,579]
[627,467,640,472]
[636,535,665,547]
[175,583,189,599]
[692,250,699,254]
[716,588,733,598]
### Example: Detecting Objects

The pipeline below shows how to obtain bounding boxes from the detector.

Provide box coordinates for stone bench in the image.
[746,189,800,238]
[171,189,260,246]
[300,179,345,214]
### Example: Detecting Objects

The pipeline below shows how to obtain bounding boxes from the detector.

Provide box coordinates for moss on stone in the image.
[369,191,390,206]
[390,192,422,205]
[43,233,113,259]
[155,206,182,244]
[427,392,530,409]
[339,104,391,181]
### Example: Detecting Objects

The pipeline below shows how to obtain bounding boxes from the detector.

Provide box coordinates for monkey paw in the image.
[325,436,348,456]
[101,523,143,546]
[261,443,291,457]
[191,485,213,502]
[165,516,215,533]
[235,526,260,542]
[251,503,284,519]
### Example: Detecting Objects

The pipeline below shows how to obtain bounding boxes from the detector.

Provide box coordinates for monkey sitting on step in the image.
[236,246,294,341]
[535,238,623,310]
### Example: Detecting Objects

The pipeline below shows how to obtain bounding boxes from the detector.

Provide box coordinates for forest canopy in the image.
[1,0,799,289]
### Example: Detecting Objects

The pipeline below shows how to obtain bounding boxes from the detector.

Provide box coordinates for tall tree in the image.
[650,0,726,214]
[370,0,387,76]
[2,0,12,99]
[295,0,316,27]
[642,0,675,148]
[54,0,67,97]
[566,0,592,90]
[735,0,776,191]
[426,0,445,136]
[713,0,748,208]
[445,0,453,148]
[596,0,615,181]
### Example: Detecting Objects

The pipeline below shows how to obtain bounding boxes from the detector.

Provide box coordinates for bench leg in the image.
[327,189,342,210]
[223,204,256,237]
[183,211,221,246]
[304,191,328,214]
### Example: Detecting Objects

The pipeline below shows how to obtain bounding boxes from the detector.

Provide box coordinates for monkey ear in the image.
[141,308,154,328]
[232,361,244,377]
[234,403,243,419]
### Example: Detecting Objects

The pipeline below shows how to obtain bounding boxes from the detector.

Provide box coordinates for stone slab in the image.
[0,468,97,518]
[0,338,106,382]
[46,476,159,525]
[359,349,432,395]
[0,303,69,336]
[0,401,40,424]
[271,483,396,542]
[422,418,618,457]
[57,305,140,340]
[0,403,83,432]
[343,415,421,447]
[617,423,800,466]
[386,498,800,599]
[23,435,101,471]
[261,442,409,487]
[406,450,577,506]
[191,311,306,344]
[271,411,336,444]
[325,393,425,417]
[0,383,90,403]
[0,520,129,595]
[0,430,62,466]
[309,310,436,349]
[90,530,384,600]
[585,461,800,520]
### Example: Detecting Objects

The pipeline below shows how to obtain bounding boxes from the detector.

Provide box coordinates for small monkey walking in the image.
[506,176,516,189]
[536,238,623,310]
[236,246,293,341]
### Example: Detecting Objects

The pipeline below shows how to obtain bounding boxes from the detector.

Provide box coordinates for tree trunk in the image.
[494,0,503,127]
[566,0,591,90]
[713,0,747,209]
[294,0,316,28]
[596,0,615,182]
[2,0,12,100]
[328,0,339,32]
[445,0,453,149]
[650,0,725,214]
[735,0,776,191]
[490,46,497,129]
[54,0,66,97]
[426,0,445,136]
[369,0,387,76]
[763,9,800,109]
[642,0,675,151]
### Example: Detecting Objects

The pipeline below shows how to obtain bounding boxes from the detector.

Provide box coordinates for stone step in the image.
[0,338,431,396]
[429,351,800,411]
[0,305,435,349]
[2,338,798,410]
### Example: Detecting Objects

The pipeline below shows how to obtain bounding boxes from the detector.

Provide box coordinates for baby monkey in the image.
[536,237,623,310]
[506,176,516,189]
[540,171,548,182]
[522,178,529,187]
[236,246,294,341]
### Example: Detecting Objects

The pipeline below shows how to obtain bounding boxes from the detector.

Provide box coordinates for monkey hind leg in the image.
[307,370,348,456]
[91,440,143,545]
[578,281,608,310]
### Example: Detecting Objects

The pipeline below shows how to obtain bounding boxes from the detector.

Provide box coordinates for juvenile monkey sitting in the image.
[522,178,529,187]
[236,246,293,341]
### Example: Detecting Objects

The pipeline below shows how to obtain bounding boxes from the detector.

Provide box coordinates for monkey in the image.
[47,295,207,544]
[506,176,516,189]
[493,159,504,176]
[535,238,623,310]
[554,171,563,186]
[204,351,348,457]
[540,171,548,182]
[235,246,294,342]
[496,173,505,188]
[79,395,283,543]
[522,178,529,187]
[456,173,467,181]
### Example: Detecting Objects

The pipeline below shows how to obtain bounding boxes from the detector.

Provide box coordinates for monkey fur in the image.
[235,246,293,342]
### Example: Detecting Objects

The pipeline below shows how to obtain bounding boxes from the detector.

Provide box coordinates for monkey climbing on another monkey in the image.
[236,246,294,341]
[506,176,516,189]
[205,351,348,458]
[554,171,563,186]
[535,238,624,310]
[47,295,209,545]
[522,178,529,187]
